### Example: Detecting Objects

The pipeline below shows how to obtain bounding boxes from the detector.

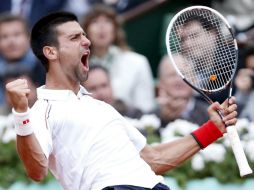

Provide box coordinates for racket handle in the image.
[226,125,253,177]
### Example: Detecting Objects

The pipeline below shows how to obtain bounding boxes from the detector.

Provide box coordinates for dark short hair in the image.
[30,12,78,72]
[0,12,29,35]
[181,14,218,32]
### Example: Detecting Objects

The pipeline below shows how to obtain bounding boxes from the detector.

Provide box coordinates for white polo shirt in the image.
[31,86,163,190]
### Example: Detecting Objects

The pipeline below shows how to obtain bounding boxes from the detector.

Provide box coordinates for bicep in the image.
[140,136,200,175]
[140,145,156,163]
[140,145,164,174]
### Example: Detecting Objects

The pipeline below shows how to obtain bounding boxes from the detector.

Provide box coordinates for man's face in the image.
[159,56,193,98]
[179,20,216,60]
[86,15,115,49]
[55,21,91,83]
[246,55,254,71]
[84,68,114,104]
[0,21,29,61]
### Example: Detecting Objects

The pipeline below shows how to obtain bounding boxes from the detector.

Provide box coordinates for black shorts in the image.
[102,183,170,190]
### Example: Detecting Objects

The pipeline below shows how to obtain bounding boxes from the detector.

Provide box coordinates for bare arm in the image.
[140,97,237,174]
[6,79,48,181]
[140,135,199,175]
[17,134,48,181]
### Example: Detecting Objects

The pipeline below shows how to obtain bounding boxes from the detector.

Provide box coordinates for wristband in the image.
[191,120,223,149]
[12,108,33,136]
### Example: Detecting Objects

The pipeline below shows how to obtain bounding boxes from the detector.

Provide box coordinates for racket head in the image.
[165,6,238,93]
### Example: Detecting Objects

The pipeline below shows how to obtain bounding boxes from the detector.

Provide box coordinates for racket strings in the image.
[168,8,237,92]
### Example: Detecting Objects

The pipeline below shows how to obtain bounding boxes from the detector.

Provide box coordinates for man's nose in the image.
[81,36,91,47]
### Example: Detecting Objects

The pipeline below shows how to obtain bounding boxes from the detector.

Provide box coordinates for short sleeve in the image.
[124,120,147,152]
[30,102,53,158]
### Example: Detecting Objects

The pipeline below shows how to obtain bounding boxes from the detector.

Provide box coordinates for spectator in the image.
[63,0,91,21]
[212,0,254,33]
[0,71,37,115]
[82,4,156,113]
[83,64,143,118]
[155,55,209,127]
[5,11,238,190]
[235,46,254,121]
[0,0,67,28]
[0,13,45,105]
[87,0,147,13]
[177,14,231,103]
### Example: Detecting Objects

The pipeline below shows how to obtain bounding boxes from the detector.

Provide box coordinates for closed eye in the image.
[71,35,79,40]
[70,32,86,40]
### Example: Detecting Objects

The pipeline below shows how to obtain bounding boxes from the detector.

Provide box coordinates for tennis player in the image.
[6,12,238,190]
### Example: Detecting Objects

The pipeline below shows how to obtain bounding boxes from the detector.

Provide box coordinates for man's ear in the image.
[43,46,58,61]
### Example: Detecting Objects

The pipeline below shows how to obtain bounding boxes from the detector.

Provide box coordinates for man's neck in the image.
[45,72,80,95]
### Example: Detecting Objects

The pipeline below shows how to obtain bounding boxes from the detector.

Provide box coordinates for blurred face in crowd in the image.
[246,54,254,70]
[159,56,193,99]
[157,55,194,121]
[84,68,114,104]
[0,20,29,61]
[179,20,216,61]
[86,15,115,49]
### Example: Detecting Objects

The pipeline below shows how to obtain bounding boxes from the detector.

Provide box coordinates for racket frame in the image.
[165,5,253,177]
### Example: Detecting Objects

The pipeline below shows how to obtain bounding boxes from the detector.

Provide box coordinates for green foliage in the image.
[0,140,54,188]
[159,119,254,188]
[130,116,254,188]
[0,141,27,188]
[163,149,254,188]
[145,126,161,144]
[1,115,253,188]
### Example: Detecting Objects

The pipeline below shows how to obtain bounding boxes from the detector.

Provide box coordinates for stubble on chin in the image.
[78,71,89,83]
[73,66,88,83]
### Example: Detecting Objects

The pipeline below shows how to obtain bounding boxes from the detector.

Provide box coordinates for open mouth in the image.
[81,52,90,71]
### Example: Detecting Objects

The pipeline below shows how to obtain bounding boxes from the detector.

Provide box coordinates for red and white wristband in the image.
[12,108,33,136]
[191,120,223,149]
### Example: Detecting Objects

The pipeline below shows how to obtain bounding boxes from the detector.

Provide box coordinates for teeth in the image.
[80,48,90,54]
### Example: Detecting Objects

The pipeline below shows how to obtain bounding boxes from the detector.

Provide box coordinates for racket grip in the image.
[226,125,253,177]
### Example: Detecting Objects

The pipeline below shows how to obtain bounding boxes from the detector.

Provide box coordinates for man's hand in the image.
[208,97,237,133]
[5,79,30,112]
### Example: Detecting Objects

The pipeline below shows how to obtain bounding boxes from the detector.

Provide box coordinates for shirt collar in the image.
[37,85,91,101]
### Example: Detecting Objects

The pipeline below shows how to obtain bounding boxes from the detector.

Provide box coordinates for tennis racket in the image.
[165,5,252,177]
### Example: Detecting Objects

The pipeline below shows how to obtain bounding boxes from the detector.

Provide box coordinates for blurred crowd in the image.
[0,0,253,135]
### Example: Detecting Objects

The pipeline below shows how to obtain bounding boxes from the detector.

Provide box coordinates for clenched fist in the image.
[5,79,30,113]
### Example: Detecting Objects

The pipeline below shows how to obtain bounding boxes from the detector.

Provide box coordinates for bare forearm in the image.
[17,134,48,181]
[141,135,200,175]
